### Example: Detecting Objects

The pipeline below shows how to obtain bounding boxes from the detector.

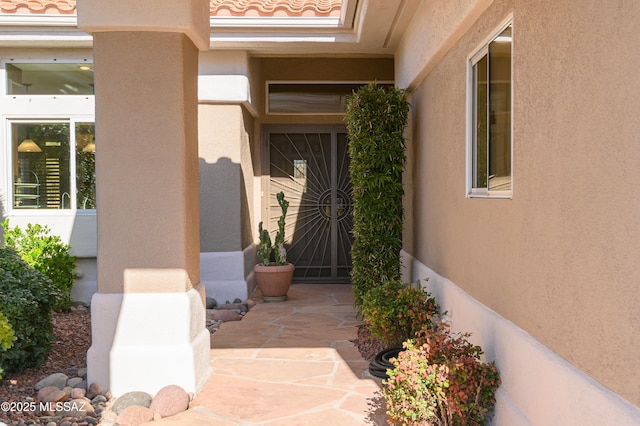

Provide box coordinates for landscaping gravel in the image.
[0,309,91,426]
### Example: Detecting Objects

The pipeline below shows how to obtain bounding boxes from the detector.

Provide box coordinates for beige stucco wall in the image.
[199,104,255,251]
[395,0,493,90]
[403,0,640,405]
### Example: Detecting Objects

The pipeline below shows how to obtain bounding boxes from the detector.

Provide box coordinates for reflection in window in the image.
[6,63,94,95]
[12,121,95,210]
[268,83,393,114]
[76,123,96,209]
[469,24,512,195]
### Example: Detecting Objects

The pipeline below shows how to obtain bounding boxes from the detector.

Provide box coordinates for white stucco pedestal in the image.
[87,284,210,396]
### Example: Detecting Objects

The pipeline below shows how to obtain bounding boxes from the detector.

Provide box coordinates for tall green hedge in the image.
[345,83,410,307]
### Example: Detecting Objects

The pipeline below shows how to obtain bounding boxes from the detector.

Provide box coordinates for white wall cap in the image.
[198,75,257,116]
[198,75,251,103]
[76,0,210,51]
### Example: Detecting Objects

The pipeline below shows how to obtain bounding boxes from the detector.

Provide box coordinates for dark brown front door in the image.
[267,126,353,282]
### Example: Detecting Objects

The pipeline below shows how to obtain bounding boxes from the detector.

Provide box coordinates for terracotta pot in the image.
[254,263,295,302]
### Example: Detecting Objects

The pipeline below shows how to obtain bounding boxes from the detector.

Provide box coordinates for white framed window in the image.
[9,119,95,211]
[467,17,513,198]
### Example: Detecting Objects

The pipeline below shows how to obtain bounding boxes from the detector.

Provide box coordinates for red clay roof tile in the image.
[0,0,342,17]
[0,0,75,15]
[210,0,342,17]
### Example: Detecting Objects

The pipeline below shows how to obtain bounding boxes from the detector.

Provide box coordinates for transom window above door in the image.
[267,82,393,114]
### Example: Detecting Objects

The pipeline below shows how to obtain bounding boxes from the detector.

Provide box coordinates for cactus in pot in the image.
[254,191,294,302]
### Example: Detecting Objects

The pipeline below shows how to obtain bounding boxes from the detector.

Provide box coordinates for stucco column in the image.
[77,0,211,396]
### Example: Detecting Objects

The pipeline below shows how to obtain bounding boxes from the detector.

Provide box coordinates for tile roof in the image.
[210,0,342,17]
[0,0,342,17]
[0,0,75,14]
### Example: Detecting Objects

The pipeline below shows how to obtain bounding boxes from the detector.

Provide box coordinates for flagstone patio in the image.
[149,284,386,425]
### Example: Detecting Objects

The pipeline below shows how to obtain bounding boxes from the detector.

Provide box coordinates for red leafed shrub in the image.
[383,322,501,425]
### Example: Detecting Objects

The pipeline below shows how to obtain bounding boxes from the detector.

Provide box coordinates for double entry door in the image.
[266,126,353,282]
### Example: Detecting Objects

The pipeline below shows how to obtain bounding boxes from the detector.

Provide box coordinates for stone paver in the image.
[148,284,385,425]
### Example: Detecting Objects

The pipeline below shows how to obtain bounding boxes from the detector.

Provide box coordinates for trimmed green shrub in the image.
[345,83,410,307]
[384,323,501,425]
[2,219,77,311]
[361,281,440,347]
[0,246,61,374]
